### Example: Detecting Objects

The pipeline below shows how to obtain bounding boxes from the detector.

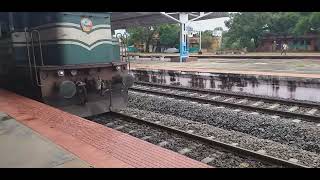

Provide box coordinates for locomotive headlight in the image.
[57,70,65,77]
[70,70,77,76]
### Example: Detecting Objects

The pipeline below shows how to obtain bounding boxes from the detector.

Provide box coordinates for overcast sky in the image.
[187,17,230,31]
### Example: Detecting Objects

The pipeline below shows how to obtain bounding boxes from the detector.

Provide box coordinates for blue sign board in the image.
[180,41,189,61]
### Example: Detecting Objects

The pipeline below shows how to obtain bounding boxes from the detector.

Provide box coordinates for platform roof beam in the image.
[159,12,216,62]
[110,12,229,62]
[110,12,228,30]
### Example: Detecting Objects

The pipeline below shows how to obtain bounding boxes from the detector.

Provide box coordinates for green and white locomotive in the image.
[0,12,133,117]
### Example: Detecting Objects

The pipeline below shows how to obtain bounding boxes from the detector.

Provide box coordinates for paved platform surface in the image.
[0,89,210,168]
[0,113,91,168]
[131,58,320,79]
[130,52,320,58]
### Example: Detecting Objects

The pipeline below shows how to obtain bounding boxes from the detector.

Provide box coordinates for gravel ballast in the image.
[120,107,320,167]
[89,114,278,168]
[128,91,320,154]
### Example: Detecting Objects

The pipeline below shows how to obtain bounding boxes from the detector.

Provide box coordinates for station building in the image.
[258,33,320,52]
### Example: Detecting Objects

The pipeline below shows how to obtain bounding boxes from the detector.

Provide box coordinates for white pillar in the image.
[179,13,189,63]
[199,31,202,52]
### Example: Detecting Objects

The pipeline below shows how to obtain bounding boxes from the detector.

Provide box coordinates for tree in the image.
[293,16,311,35]
[265,12,300,35]
[213,27,223,36]
[201,30,214,50]
[309,12,320,31]
[221,12,320,51]
[222,12,271,50]
[214,27,223,31]
[220,31,230,49]
[293,12,320,35]
[127,26,159,52]
[159,24,180,48]
[127,24,180,52]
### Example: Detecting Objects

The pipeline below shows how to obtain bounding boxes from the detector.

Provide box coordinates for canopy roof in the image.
[110,12,229,30]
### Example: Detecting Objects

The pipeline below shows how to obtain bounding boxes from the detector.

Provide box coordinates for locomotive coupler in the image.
[97,78,110,97]
[76,81,87,105]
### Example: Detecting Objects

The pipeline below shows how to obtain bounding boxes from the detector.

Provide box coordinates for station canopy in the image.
[110,12,229,30]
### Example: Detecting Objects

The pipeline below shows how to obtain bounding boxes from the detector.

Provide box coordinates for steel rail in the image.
[111,112,309,168]
[130,83,320,123]
[134,81,320,108]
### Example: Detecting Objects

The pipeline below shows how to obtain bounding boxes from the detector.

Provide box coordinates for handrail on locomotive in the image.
[116,32,130,71]
[24,28,44,87]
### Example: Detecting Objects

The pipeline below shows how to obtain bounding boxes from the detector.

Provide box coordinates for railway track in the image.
[87,112,309,168]
[131,81,320,123]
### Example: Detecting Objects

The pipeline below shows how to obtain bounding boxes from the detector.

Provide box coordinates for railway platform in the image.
[0,113,91,168]
[0,89,210,168]
[129,52,320,59]
[131,58,320,79]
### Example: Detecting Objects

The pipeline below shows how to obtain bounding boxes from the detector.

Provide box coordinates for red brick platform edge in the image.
[0,89,210,168]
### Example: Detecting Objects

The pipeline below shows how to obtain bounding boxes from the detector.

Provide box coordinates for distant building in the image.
[258,34,320,52]
[211,36,222,51]
[188,34,199,46]
[188,34,222,53]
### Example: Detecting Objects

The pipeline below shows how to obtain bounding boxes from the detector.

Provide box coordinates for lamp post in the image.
[219,32,223,50]
[189,21,202,54]
[251,38,255,52]
[199,30,202,54]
